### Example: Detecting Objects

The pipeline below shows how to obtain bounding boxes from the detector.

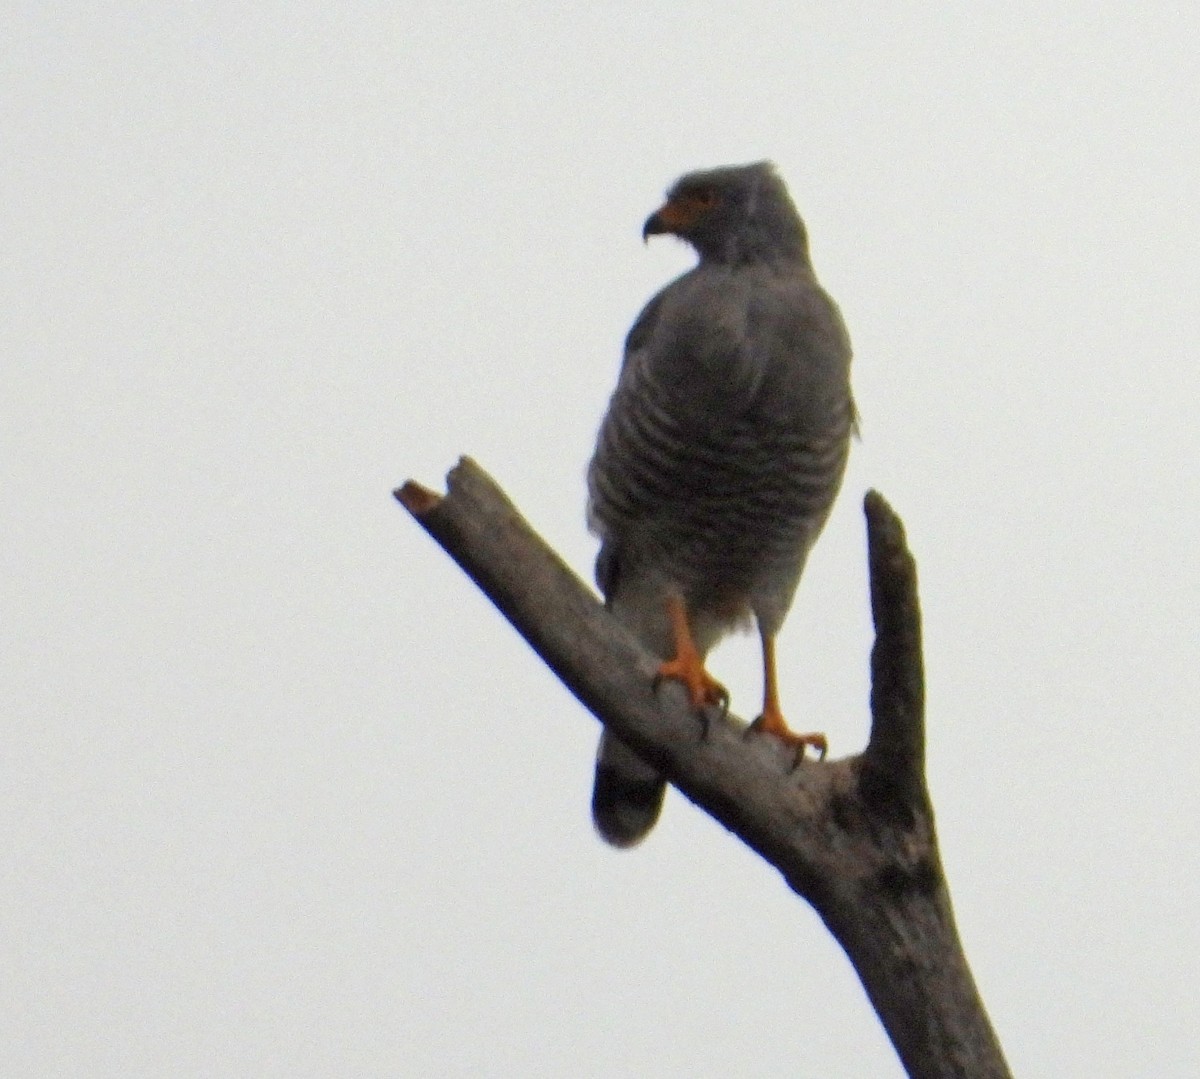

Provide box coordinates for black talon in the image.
[791,739,827,770]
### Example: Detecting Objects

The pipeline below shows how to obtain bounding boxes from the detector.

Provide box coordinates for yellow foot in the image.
[653,594,729,718]
[747,709,828,765]
[654,655,729,713]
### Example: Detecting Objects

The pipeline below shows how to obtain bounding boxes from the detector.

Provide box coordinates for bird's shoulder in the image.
[624,262,846,381]
[619,267,739,374]
[622,285,669,360]
[644,260,833,330]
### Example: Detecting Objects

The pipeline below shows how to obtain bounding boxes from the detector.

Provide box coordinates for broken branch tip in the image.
[395,480,442,515]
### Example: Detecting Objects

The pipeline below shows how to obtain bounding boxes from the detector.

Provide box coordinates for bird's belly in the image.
[654,497,814,606]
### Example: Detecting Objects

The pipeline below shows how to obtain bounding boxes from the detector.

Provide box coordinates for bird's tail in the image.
[591,730,667,847]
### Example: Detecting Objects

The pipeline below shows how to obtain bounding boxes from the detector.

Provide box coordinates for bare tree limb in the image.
[396,457,1011,1079]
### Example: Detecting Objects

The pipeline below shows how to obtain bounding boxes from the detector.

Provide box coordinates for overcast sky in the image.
[5,5,1199,1077]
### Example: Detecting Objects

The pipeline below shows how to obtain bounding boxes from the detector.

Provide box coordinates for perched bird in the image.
[586,162,855,847]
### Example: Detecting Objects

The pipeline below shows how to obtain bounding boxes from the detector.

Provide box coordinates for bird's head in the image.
[642,161,810,266]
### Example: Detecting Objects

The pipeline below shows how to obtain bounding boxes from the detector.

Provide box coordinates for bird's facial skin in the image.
[643,187,719,241]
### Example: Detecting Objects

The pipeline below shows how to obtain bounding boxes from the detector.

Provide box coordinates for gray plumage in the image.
[587,162,855,847]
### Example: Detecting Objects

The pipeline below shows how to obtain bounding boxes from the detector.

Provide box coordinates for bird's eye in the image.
[690,188,718,209]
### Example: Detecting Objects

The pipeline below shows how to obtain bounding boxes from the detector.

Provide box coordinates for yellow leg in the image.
[654,596,728,710]
[748,634,828,761]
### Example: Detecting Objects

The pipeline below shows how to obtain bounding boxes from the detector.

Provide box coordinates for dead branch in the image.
[396,457,1010,1079]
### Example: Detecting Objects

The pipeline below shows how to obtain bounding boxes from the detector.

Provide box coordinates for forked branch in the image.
[396,457,1010,1079]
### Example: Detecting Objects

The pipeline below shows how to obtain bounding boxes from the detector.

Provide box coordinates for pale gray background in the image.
[4,5,1198,1077]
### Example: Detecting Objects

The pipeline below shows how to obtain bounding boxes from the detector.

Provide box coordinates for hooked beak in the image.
[641,198,694,243]
[642,208,670,242]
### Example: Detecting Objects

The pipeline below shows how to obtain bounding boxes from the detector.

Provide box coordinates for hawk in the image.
[587,162,855,846]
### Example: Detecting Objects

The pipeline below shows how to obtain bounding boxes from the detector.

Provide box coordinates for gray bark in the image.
[396,456,1011,1079]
